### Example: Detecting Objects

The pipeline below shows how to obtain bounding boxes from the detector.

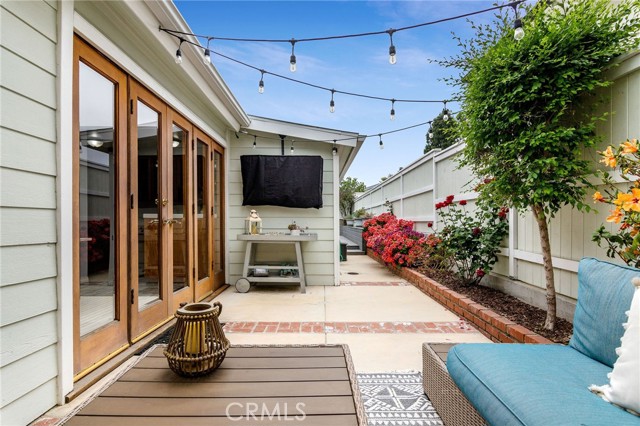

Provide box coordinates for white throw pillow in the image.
[590,277,640,415]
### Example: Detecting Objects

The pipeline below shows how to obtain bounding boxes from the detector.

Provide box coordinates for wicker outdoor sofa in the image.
[422,258,640,426]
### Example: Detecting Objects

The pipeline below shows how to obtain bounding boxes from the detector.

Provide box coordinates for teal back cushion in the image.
[570,257,637,367]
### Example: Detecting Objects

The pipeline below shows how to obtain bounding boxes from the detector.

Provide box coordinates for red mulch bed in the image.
[418,267,573,344]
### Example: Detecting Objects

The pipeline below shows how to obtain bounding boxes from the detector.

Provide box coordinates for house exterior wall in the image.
[228,134,338,287]
[0,1,61,425]
[354,52,640,310]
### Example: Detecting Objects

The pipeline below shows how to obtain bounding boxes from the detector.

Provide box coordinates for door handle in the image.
[163,219,181,225]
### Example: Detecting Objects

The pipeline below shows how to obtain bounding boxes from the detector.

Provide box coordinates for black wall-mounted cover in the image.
[241,155,323,209]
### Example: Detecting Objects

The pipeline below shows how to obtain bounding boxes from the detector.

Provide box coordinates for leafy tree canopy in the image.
[340,176,366,218]
[439,0,640,217]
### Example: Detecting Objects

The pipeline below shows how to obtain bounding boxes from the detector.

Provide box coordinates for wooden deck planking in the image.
[101,380,354,398]
[119,367,350,382]
[76,396,356,416]
[146,345,346,358]
[136,355,347,369]
[66,345,363,425]
[65,414,359,426]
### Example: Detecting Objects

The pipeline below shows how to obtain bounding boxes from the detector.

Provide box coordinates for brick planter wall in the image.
[368,251,552,344]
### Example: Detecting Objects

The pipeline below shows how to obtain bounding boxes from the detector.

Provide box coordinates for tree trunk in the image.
[531,204,556,331]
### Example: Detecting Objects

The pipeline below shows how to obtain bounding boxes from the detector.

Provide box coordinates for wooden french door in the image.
[74,36,225,375]
[73,36,129,374]
[128,81,171,339]
[194,130,215,300]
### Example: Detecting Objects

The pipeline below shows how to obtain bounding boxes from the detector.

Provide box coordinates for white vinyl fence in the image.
[354,52,640,315]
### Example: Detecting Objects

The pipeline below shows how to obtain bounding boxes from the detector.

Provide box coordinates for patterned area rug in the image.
[357,372,443,426]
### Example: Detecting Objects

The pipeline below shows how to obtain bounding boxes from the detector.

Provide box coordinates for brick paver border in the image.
[340,281,408,286]
[224,320,478,334]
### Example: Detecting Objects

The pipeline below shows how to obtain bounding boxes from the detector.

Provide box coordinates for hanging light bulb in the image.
[258,71,265,94]
[442,101,449,121]
[428,121,433,139]
[514,19,525,41]
[203,37,212,64]
[172,138,180,148]
[387,30,397,64]
[329,90,335,113]
[252,135,257,149]
[290,140,295,153]
[512,4,524,41]
[379,134,384,150]
[390,99,396,121]
[289,39,297,72]
[332,140,338,156]
[175,38,184,64]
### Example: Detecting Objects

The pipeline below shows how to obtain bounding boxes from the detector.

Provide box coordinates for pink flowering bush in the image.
[363,213,444,268]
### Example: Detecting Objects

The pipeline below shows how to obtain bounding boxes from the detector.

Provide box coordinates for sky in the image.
[174,1,502,186]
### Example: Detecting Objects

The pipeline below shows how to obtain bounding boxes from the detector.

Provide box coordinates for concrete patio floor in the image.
[218,254,490,372]
[32,254,490,425]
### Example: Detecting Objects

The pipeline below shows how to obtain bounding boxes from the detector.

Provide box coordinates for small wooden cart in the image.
[236,233,318,294]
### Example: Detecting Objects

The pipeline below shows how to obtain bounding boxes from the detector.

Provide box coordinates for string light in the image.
[379,134,384,150]
[427,121,433,139]
[330,90,336,113]
[203,37,212,64]
[289,39,297,72]
[442,101,449,121]
[390,99,396,121]
[161,31,453,112]
[387,29,397,65]
[512,4,525,41]
[258,70,265,93]
[161,1,526,69]
[175,38,184,64]
[332,140,338,156]
[235,116,456,151]
[252,135,257,149]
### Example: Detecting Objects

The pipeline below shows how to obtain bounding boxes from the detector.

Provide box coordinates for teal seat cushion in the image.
[447,344,640,426]
[570,257,638,367]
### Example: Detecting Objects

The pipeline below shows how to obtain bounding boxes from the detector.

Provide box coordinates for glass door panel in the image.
[196,140,209,281]
[171,124,188,293]
[213,150,224,287]
[195,135,213,299]
[78,62,117,335]
[136,101,161,311]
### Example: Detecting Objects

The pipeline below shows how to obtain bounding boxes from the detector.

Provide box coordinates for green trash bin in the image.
[340,243,347,261]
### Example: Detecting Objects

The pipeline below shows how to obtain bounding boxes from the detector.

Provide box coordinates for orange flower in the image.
[622,139,639,154]
[592,191,605,202]
[615,188,640,212]
[600,146,617,168]
[606,207,624,223]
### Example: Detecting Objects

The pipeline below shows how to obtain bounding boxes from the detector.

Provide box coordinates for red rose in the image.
[459,200,467,206]
[476,269,485,277]
[446,195,455,203]
[472,227,481,236]
[427,222,433,228]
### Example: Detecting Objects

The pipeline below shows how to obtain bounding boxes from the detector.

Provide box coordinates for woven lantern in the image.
[164,301,230,377]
